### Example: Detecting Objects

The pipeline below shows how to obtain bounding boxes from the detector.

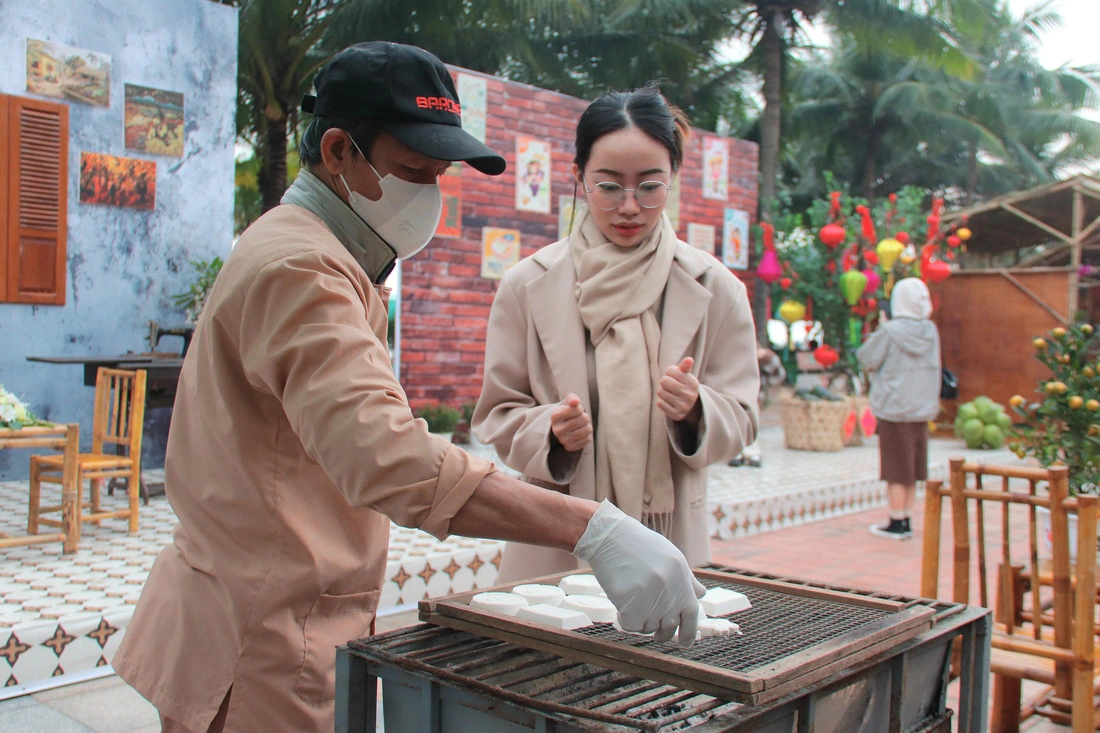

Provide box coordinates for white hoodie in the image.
[857,278,942,422]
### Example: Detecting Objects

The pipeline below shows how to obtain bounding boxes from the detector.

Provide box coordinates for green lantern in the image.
[839,270,868,306]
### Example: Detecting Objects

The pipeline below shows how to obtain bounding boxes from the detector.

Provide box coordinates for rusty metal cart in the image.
[336,568,991,732]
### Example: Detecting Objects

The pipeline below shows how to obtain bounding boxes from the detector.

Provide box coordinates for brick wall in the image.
[400,67,759,409]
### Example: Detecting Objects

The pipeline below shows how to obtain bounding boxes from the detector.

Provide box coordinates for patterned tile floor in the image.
[0,416,1018,699]
[0,412,1066,730]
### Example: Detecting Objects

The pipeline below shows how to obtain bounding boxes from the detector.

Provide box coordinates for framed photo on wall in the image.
[687,222,716,255]
[722,208,750,270]
[515,137,551,214]
[482,227,521,279]
[702,137,728,201]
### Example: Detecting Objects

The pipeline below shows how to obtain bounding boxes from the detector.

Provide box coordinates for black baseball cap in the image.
[302,42,506,176]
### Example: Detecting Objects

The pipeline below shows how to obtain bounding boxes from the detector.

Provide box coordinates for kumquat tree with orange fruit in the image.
[1009,323,1100,495]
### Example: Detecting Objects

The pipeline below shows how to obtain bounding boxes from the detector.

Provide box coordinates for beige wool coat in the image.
[472,237,759,582]
[113,206,495,732]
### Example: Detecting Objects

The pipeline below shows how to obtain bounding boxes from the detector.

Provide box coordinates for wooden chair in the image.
[28,367,147,537]
[921,457,1099,732]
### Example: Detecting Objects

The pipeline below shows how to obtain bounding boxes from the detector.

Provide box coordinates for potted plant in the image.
[171,257,224,325]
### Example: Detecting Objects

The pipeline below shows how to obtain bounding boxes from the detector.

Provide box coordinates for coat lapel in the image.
[659,253,713,369]
[527,248,591,406]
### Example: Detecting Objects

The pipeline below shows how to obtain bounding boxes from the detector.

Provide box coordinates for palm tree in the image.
[228,0,749,218]
[732,0,989,342]
[234,0,341,212]
[781,1,1100,210]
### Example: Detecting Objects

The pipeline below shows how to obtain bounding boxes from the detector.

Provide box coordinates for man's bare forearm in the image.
[449,471,598,551]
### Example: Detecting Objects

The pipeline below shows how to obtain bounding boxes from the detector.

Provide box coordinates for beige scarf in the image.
[571,210,677,534]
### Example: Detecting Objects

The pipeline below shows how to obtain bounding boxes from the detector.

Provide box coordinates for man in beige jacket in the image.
[113,42,706,733]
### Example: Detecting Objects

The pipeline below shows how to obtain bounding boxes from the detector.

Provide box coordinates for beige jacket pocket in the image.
[295,589,380,703]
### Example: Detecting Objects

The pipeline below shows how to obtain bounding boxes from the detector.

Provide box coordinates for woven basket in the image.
[844,396,872,446]
[780,398,851,452]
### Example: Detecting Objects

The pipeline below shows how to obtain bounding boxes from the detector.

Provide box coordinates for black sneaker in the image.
[870,519,913,540]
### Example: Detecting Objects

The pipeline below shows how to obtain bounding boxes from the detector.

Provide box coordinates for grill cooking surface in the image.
[418,568,941,705]
[575,578,889,672]
[357,571,966,731]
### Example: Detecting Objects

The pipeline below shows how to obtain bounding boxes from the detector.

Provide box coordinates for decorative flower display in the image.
[0,385,40,429]
[761,184,969,372]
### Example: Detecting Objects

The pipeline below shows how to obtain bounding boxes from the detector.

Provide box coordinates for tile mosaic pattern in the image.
[0,430,1016,692]
[705,426,1021,540]
[0,459,505,692]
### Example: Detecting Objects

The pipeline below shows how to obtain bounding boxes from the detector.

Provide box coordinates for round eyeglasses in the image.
[582,175,672,210]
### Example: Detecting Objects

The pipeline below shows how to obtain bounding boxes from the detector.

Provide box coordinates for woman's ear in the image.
[571,162,583,186]
[319,129,354,177]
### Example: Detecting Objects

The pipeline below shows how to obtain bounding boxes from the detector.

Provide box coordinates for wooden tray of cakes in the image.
[418,568,936,705]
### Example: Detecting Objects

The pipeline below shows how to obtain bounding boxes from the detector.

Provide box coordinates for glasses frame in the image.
[581,174,673,211]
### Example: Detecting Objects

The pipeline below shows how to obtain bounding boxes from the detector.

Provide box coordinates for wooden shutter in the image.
[4,95,68,305]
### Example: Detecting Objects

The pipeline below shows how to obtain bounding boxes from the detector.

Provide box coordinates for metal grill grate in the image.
[356,625,742,732]
[575,578,890,672]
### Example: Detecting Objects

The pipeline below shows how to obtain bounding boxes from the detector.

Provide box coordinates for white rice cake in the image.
[700,587,752,616]
[469,592,528,616]
[516,602,591,630]
[560,594,617,623]
[511,584,565,607]
[558,574,606,597]
[698,618,740,637]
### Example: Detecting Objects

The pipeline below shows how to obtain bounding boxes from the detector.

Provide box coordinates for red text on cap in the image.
[416,96,461,115]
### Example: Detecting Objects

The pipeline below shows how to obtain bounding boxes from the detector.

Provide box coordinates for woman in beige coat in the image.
[473,84,760,582]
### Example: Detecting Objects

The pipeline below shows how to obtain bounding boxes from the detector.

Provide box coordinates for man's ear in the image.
[319,129,354,176]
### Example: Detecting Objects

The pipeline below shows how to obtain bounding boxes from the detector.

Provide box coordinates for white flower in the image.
[0,385,36,427]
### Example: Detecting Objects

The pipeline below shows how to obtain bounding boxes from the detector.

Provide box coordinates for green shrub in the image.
[1009,323,1100,495]
[415,404,461,433]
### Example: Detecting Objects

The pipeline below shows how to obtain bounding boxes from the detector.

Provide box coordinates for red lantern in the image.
[924,260,951,284]
[819,223,846,249]
[813,344,840,368]
[779,277,792,290]
[895,231,910,244]
[947,235,961,248]
[864,251,879,266]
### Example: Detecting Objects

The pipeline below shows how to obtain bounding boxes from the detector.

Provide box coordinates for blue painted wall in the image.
[0,0,238,479]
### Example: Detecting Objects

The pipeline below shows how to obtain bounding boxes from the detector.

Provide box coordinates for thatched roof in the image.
[941,174,1100,257]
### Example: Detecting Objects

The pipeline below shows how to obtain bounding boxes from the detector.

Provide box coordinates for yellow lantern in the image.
[956,227,972,241]
[778,299,807,324]
[876,238,904,271]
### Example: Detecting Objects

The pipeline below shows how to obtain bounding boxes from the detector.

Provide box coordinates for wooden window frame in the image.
[1,93,69,305]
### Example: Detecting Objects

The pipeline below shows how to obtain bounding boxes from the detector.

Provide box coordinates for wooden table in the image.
[0,423,80,553]
[26,354,183,409]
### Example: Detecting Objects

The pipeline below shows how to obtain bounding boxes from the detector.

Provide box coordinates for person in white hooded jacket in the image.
[857,277,941,540]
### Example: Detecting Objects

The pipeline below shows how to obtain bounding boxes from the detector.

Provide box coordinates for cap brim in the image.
[381,120,506,176]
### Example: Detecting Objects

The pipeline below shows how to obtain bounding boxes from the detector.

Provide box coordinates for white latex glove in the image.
[573,500,707,647]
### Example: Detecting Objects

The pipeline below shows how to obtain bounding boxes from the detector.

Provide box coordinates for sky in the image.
[1003,0,1100,69]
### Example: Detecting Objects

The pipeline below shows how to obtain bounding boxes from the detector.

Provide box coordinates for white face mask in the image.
[339,139,443,260]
